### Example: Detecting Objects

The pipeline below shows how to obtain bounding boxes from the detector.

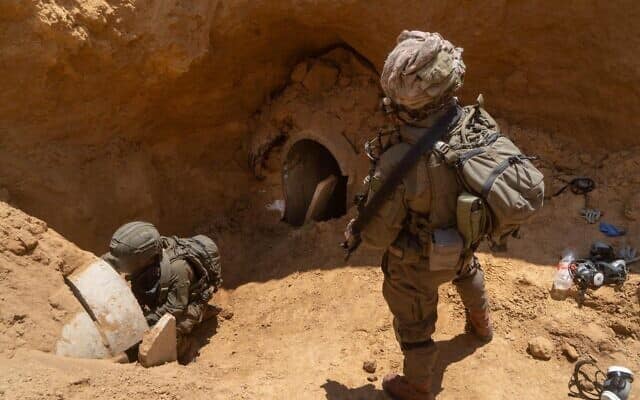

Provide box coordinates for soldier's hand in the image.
[343,219,360,250]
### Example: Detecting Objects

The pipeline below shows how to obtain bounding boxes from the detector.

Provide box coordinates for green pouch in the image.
[456,192,488,249]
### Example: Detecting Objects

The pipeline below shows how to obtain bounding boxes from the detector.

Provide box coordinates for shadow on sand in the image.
[320,333,485,399]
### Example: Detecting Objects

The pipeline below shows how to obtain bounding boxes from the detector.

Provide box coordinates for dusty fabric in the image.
[145,255,195,327]
[176,301,205,335]
[359,108,461,250]
[381,31,465,110]
[382,251,487,381]
[402,344,438,383]
[453,259,489,313]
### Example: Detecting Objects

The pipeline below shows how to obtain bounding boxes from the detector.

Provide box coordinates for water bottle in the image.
[553,254,574,292]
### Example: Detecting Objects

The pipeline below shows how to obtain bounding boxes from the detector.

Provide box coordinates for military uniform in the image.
[103,222,218,359]
[358,104,490,384]
[130,251,204,337]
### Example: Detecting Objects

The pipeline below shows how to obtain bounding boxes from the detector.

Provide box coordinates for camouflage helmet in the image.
[380,31,465,111]
[108,221,161,275]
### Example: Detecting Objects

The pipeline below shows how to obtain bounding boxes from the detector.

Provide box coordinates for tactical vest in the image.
[398,123,462,235]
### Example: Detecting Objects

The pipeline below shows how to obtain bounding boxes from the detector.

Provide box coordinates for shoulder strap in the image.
[158,250,172,303]
[350,107,461,240]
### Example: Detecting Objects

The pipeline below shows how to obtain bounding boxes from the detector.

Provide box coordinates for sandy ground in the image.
[1,110,639,399]
[0,198,638,399]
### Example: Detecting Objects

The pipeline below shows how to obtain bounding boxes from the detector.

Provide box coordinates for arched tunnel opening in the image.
[282,139,348,226]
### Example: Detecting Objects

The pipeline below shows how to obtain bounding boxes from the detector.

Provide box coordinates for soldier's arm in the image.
[146,263,191,325]
[360,145,408,250]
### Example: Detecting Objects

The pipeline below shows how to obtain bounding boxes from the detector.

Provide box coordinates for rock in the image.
[527,336,554,360]
[70,377,90,386]
[363,360,377,373]
[5,238,26,255]
[17,230,38,252]
[581,380,596,392]
[220,308,234,320]
[561,342,579,361]
[598,341,616,353]
[290,62,308,83]
[367,375,378,382]
[11,313,26,323]
[27,220,48,235]
[610,320,635,337]
[139,314,177,368]
[302,61,338,93]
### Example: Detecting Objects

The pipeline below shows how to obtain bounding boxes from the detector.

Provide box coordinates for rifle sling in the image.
[352,107,460,235]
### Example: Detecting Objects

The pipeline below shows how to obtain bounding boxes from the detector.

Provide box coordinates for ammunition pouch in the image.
[456,192,488,251]
[428,228,464,271]
[399,214,466,272]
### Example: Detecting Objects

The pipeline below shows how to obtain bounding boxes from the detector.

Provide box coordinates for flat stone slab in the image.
[139,314,177,367]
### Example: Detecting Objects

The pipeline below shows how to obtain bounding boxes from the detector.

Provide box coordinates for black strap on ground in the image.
[568,359,605,399]
[343,106,460,258]
[553,177,595,197]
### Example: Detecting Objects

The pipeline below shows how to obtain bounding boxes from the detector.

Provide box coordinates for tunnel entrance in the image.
[282,139,347,226]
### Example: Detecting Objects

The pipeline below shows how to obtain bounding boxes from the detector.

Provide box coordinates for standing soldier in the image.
[344,31,492,400]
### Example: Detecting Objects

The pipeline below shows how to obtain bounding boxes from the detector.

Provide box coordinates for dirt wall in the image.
[0,1,638,250]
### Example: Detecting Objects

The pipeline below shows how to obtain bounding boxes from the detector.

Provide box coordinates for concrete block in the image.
[139,314,177,367]
[305,175,337,222]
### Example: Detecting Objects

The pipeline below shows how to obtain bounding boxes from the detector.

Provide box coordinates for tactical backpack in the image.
[160,235,222,303]
[435,95,545,249]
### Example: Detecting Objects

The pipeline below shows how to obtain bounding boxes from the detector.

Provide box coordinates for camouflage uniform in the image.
[103,222,211,357]
[130,252,204,337]
[359,105,490,384]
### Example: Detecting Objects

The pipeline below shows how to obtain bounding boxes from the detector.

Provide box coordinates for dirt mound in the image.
[0,201,93,357]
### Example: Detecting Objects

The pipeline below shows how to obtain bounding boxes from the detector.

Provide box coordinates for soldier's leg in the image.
[453,256,492,341]
[381,251,439,386]
[176,302,205,359]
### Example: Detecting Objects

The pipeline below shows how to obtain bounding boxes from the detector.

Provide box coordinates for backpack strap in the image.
[343,106,462,259]
[158,250,172,304]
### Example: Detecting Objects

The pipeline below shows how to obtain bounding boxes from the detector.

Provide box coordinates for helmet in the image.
[108,221,161,275]
[380,31,465,111]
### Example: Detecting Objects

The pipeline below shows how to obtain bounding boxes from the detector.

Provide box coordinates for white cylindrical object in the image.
[56,259,148,358]
[56,309,112,359]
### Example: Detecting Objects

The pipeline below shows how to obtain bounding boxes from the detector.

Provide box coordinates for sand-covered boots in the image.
[382,374,434,400]
[465,307,493,342]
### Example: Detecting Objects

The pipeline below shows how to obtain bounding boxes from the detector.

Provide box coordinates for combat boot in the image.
[465,308,493,342]
[382,374,433,400]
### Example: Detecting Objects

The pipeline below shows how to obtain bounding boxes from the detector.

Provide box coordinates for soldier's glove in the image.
[342,219,361,254]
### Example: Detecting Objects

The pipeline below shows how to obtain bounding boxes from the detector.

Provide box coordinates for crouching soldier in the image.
[103,221,222,358]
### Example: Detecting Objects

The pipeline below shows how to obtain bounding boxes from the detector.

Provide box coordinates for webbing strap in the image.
[457,147,485,166]
[400,339,435,351]
[481,155,524,199]
[351,107,461,235]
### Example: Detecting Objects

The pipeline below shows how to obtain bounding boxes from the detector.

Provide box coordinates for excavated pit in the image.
[0,2,639,399]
